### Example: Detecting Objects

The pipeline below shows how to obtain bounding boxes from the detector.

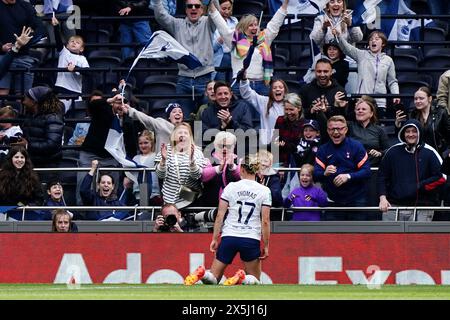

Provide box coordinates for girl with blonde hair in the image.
[155,123,208,207]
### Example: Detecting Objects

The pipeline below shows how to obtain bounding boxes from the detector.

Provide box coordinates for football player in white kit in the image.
[185,155,272,285]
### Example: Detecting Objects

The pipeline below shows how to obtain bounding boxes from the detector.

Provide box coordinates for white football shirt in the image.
[220,179,272,240]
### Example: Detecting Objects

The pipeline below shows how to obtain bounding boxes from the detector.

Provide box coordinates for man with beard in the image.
[299,58,347,120]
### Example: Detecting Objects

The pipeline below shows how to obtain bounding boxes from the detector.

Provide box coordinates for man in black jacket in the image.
[299,58,347,120]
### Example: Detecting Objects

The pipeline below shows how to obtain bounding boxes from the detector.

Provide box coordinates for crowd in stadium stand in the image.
[1,0,450,225]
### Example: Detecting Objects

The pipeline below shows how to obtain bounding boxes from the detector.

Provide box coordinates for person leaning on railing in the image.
[80,160,133,221]
[378,120,446,222]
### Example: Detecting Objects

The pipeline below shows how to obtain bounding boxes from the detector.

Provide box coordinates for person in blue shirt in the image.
[314,115,371,220]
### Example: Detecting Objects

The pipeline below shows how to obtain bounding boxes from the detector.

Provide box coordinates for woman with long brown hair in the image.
[0,146,43,220]
[239,78,288,146]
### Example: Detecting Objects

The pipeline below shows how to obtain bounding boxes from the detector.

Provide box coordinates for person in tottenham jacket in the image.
[314,115,372,220]
[378,119,446,220]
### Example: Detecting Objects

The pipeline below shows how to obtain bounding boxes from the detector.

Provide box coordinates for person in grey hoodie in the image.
[153,0,226,116]
[333,29,400,118]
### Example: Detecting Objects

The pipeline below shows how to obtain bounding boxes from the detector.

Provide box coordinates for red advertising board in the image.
[0,233,449,284]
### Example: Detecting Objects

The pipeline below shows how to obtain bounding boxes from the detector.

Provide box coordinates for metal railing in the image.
[4,205,450,222]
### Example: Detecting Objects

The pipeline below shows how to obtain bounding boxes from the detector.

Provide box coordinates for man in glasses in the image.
[314,115,371,220]
[153,0,228,116]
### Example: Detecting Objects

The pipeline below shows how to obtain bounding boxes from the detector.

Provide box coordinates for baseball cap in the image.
[303,119,319,131]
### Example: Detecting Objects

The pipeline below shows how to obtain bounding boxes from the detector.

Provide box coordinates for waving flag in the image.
[104,115,143,185]
[268,0,327,24]
[351,0,382,26]
[352,0,435,41]
[127,30,202,76]
[44,0,73,14]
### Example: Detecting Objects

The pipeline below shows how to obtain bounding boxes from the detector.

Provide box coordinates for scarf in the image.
[232,30,273,83]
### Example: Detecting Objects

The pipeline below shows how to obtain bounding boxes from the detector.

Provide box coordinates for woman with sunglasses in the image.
[200,131,240,207]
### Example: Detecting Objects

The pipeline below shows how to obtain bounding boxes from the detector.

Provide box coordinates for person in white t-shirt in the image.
[52,15,90,113]
[184,155,271,286]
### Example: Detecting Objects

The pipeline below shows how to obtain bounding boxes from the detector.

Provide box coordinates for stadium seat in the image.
[88,56,122,93]
[277,26,312,65]
[233,0,265,15]
[397,73,433,88]
[141,81,177,95]
[392,47,423,62]
[284,80,304,94]
[274,46,290,63]
[423,26,447,56]
[65,108,87,121]
[122,58,173,91]
[148,98,175,118]
[423,47,450,58]
[89,56,122,68]
[88,49,122,60]
[394,54,418,71]
[81,29,111,44]
[273,54,288,79]
[143,74,178,84]
[33,56,59,88]
[419,53,450,89]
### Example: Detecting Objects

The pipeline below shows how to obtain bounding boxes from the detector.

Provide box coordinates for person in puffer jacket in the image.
[20,86,64,167]
[378,119,447,221]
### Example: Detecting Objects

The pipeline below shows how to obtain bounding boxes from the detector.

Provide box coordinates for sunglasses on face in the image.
[186,4,202,9]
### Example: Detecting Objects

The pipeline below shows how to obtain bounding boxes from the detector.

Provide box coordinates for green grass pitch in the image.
[0,284,449,300]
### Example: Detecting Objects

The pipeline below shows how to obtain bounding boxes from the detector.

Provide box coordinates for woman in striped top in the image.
[155,123,209,208]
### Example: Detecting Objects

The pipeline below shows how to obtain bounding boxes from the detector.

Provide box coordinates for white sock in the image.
[201,270,218,285]
[241,274,260,285]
